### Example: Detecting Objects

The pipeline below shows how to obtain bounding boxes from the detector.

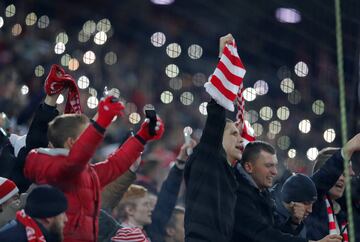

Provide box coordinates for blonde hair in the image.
[115,185,148,221]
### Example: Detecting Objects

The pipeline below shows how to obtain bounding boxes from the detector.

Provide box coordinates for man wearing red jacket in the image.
[24,95,164,242]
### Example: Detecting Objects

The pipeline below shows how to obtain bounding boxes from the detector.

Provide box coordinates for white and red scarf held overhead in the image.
[325,195,348,242]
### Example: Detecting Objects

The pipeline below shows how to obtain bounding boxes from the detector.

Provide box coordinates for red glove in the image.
[44,64,74,95]
[96,96,125,129]
[136,117,164,142]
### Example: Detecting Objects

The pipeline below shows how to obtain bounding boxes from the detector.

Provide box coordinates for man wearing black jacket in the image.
[232,141,342,242]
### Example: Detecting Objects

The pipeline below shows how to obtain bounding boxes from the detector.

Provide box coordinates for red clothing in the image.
[24,124,144,242]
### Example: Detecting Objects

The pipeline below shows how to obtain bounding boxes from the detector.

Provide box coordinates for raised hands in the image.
[342,133,360,160]
[219,33,234,57]
[96,96,125,129]
[136,116,164,142]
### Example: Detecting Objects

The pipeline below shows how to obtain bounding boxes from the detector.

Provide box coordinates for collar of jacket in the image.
[37,148,69,156]
[236,163,260,190]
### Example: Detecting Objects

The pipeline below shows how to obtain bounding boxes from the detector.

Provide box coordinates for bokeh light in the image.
[298,119,311,133]
[180,92,194,105]
[56,94,64,104]
[294,61,309,77]
[77,76,90,89]
[280,78,294,93]
[83,51,96,64]
[254,80,269,95]
[129,112,141,124]
[97,18,111,32]
[288,149,296,158]
[160,90,173,104]
[78,30,91,43]
[166,43,181,58]
[61,54,71,66]
[324,128,336,143]
[0,17,3,28]
[165,64,179,78]
[253,123,263,137]
[54,42,66,54]
[37,15,50,29]
[269,120,281,134]
[104,52,117,65]
[169,78,182,90]
[87,96,99,109]
[83,20,96,34]
[188,44,203,59]
[5,4,16,18]
[243,87,257,102]
[89,88,98,97]
[192,73,206,87]
[94,31,107,45]
[55,32,69,44]
[275,8,301,23]
[25,12,37,26]
[151,32,166,47]
[259,106,273,121]
[312,100,325,115]
[21,85,29,95]
[68,58,80,71]
[288,90,301,104]
[307,147,318,161]
[199,102,208,115]
[277,136,291,150]
[11,23,22,36]
[245,110,259,124]
[34,65,45,77]
[276,106,290,120]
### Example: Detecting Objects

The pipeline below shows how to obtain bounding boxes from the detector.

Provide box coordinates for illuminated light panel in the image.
[21,85,29,95]
[254,80,269,95]
[298,119,311,133]
[166,43,181,58]
[169,77,182,90]
[165,64,179,78]
[280,78,294,93]
[275,8,301,23]
[259,106,273,121]
[253,123,263,137]
[277,106,290,120]
[25,12,37,26]
[180,92,194,105]
[54,42,66,54]
[288,90,301,105]
[5,4,16,17]
[83,51,96,64]
[160,91,173,104]
[192,73,206,87]
[243,87,256,101]
[56,94,64,104]
[11,23,22,36]
[150,0,175,4]
[324,129,336,143]
[34,65,45,77]
[104,52,117,65]
[68,58,79,71]
[37,15,50,29]
[94,31,107,45]
[199,102,208,115]
[151,32,166,47]
[294,61,308,77]
[307,147,318,161]
[269,120,281,134]
[288,149,296,158]
[188,44,203,59]
[312,100,325,115]
[77,76,90,89]
[87,96,99,109]
[129,112,141,124]
[277,136,290,150]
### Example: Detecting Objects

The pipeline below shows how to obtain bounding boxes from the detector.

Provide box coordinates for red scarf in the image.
[16,210,46,242]
[44,64,82,114]
[325,196,348,242]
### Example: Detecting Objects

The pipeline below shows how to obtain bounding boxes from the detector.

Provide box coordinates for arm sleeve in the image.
[101,170,137,211]
[94,136,144,188]
[147,166,183,240]
[234,194,307,242]
[311,151,344,197]
[24,124,104,183]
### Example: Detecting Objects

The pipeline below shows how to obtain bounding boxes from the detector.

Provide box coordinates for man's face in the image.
[133,196,152,226]
[245,151,278,190]
[302,201,313,219]
[329,163,355,200]
[222,122,244,164]
[49,212,68,242]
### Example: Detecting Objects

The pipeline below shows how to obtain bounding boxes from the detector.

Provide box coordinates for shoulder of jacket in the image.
[35,148,69,156]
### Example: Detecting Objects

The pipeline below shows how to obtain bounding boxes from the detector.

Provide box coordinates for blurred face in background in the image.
[131,195,152,227]
[47,212,68,242]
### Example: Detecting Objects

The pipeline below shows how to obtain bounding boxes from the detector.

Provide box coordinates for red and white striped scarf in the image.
[324,196,348,242]
[204,40,255,144]
[16,210,46,242]
[111,222,150,242]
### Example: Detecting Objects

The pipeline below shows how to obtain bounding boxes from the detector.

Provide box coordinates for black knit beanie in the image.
[281,174,317,203]
[25,185,68,218]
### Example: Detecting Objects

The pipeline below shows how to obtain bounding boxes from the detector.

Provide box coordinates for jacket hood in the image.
[236,163,260,190]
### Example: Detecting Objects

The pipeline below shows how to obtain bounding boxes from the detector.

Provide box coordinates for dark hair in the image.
[312,147,340,174]
[241,141,275,165]
[48,114,89,148]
